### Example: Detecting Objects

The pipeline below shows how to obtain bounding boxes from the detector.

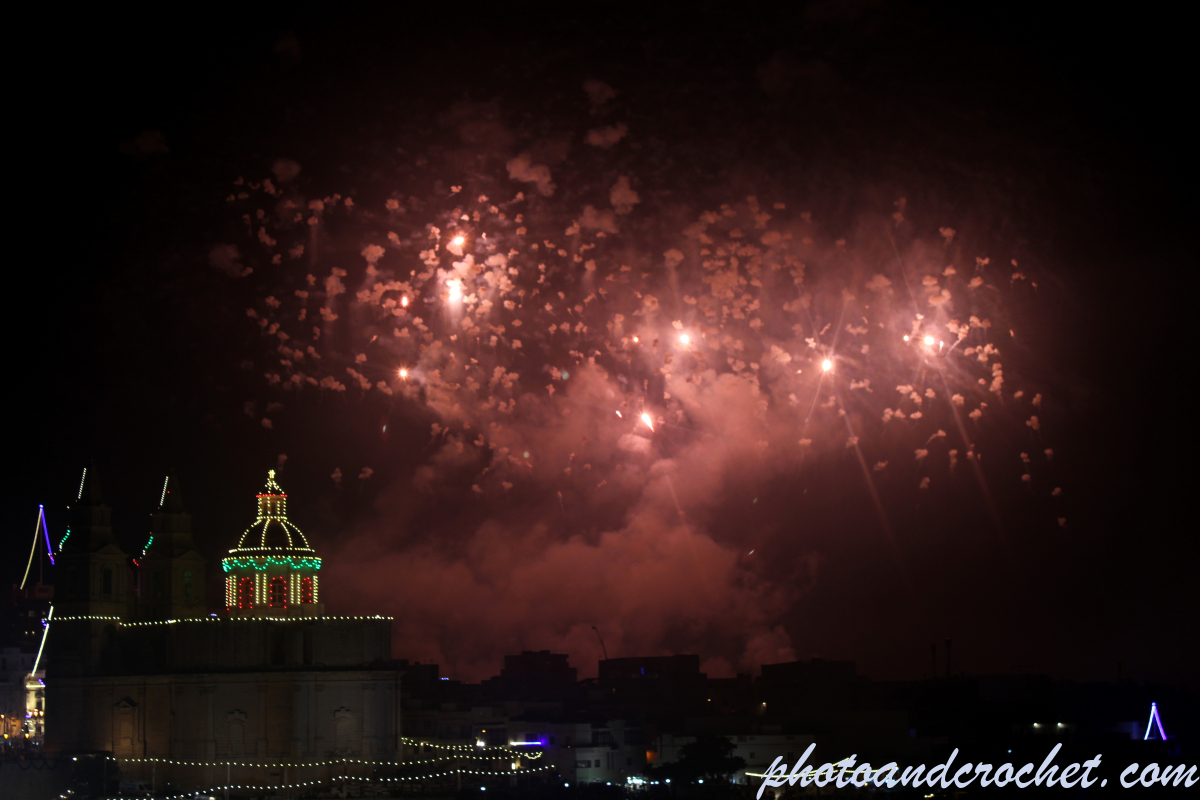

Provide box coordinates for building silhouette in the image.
[44,470,399,792]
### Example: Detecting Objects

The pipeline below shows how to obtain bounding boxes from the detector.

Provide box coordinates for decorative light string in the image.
[745,758,864,779]
[157,764,557,799]
[20,507,48,589]
[58,467,88,551]
[401,738,544,759]
[227,470,314,552]
[123,751,543,768]
[221,555,322,572]
[31,606,53,674]
[50,615,391,625]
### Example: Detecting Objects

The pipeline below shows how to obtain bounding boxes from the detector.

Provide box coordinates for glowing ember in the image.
[821,359,833,372]
[679,333,690,345]
[924,335,936,346]
[641,412,654,431]
[398,368,408,379]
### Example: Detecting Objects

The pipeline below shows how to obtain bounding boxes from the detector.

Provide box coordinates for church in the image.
[46,470,401,792]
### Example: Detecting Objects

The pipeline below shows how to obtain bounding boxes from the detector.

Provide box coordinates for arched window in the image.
[269,576,287,608]
[237,577,255,609]
[183,571,193,598]
[102,567,113,597]
[301,576,314,604]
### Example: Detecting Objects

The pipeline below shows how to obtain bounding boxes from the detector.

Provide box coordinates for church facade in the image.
[46,470,401,792]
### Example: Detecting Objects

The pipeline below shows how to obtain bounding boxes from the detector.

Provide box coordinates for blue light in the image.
[1144,702,1168,741]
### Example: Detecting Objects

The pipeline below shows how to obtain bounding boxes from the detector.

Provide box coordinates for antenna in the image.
[592,626,609,661]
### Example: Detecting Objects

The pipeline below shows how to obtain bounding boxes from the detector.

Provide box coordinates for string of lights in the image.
[49,615,391,624]
[159,764,558,799]
[223,545,316,553]
[121,756,483,768]
[221,555,322,572]
[744,757,862,779]
[20,506,54,589]
[122,747,543,768]
[226,470,314,552]
[401,737,543,758]
[58,467,87,551]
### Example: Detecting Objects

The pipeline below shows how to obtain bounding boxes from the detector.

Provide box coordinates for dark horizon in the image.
[7,3,1196,693]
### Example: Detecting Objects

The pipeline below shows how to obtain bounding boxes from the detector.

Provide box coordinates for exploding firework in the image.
[223,87,1065,678]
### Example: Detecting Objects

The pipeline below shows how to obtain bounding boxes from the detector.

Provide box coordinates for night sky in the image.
[8,4,1195,689]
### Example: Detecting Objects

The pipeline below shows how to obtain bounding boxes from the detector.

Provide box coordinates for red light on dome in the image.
[268,576,287,608]
[237,577,254,609]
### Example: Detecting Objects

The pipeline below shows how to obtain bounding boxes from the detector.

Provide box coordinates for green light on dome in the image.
[221,555,322,573]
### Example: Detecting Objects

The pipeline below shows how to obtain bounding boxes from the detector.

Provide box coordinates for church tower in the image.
[136,472,207,620]
[56,467,131,619]
[222,470,323,617]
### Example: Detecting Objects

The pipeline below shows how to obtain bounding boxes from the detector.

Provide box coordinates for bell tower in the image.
[136,472,207,620]
[55,467,130,619]
[222,470,323,617]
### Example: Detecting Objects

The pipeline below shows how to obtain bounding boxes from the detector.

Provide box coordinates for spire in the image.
[63,463,118,553]
[56,463,129,619]
[146,471,196,557]
[79,461,106,505]
[162,471,185,513]
[138,470,205,621]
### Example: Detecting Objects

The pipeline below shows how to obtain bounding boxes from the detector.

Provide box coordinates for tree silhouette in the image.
[646,735,747,783]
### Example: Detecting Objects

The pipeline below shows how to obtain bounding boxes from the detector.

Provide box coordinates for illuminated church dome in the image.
[222,470,323,617]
